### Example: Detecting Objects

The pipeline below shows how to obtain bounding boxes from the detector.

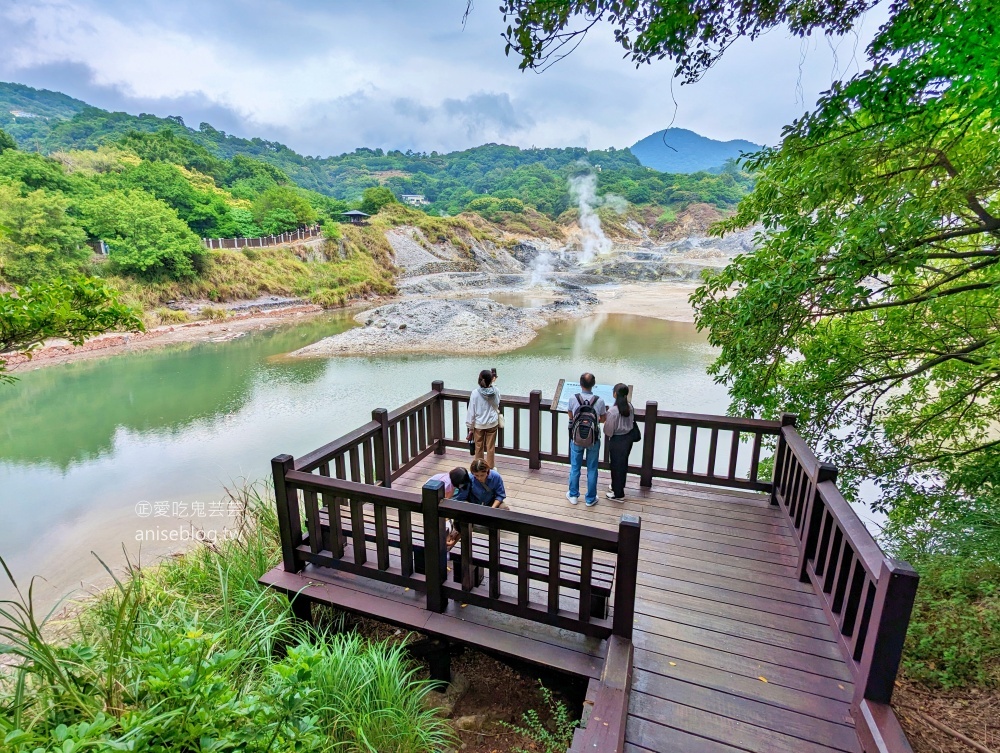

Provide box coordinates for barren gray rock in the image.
[290,298,560,357]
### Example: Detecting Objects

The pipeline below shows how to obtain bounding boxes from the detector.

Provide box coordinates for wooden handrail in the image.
[772,423,918,717]
[284,470,423,511]
[295,421,380,472]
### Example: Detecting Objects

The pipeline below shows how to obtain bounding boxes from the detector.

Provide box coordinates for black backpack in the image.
[570,394,599,448]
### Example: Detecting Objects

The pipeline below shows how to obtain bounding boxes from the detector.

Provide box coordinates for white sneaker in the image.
[606,491,624,501]
[566,491,580,505]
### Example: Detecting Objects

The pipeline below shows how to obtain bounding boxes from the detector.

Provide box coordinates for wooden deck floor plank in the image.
[637,566,821,608]
[635,590,829,636]
[633,617,855,682]
[626,717,750,753]
[627,691,858,753]
[633,638,853,702]
[630,671,858,750]
[634,577,828,624]
[633,647,853,721]
[633,600,842,657]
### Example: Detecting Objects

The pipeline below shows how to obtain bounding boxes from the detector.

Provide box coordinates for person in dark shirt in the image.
[453,459,509,509]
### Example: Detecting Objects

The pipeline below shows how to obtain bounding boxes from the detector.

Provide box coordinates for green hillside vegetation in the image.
[0,127,401,327]
[0,82,752,219]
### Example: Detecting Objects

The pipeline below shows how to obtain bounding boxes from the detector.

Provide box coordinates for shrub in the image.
[502,683,578,753]
[0,481,457,752]
[902,554,1000,687]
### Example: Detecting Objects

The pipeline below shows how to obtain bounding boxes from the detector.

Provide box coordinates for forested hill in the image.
[0,81,751,216]
[630,129,761,173]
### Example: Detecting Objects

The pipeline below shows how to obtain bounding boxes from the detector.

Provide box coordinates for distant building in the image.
[9,110,39,118]
[341,210,371,225]
[401,194,428,206]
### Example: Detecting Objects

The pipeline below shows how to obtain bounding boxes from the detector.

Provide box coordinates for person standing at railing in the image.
[604,383,640,501]
[465,368,501,469]
[566,372,607,507]
[453,459,509,509]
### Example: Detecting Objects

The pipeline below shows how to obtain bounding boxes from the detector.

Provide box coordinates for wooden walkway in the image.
[400,449,860,753]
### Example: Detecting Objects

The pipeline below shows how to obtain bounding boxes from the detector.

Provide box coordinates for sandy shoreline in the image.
[4,282,698,372]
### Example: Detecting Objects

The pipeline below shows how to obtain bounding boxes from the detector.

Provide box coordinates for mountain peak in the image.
[629,128,761,173]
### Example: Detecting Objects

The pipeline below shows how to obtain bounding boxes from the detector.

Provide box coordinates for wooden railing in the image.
[772,414,918,752]
[275,382,918,753]
[437,387,782,491]
[271,459,641,640]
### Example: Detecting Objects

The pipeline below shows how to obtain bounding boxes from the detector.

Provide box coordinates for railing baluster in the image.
[304,489,321,554]
[362,439,374,485]
[489,527,500,599]
[349,446,361,483]
[578,546,593,622]
[707,427,719,478]
[417,408,426,452]
[409,413,419,456]
[749,431,762,484]
[461,522,474,591]
[513,406,521,451]
[727,430,740,480]
[840,559,866,635]
[323,490,345,558]
[666,422,677,472]
[399,508,413,577]
[319,462,330,477]
[518,533,530,607]
[375,503,389,570]
[548,539,561,615]
[686,425,697,475]
[452,399,460,441]
[392,423,402,469]
[832,547,854,613]
[824,528,845,593]
[550,409,559,458]
[350,493,367,566]
[851,578,876,661]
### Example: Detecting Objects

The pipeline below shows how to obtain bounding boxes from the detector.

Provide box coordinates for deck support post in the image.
[800,462,837,582]
[431,381,446,455]
[770,413,798,506]
[855,560,919,705]
[271,454,301,572]
[408,637,452,689]
[289,591,312,624]
[640,401,657,488]
[612,515,641,640]
[373,408,392,488]
[422,480,448,613]
[528,390,542,469]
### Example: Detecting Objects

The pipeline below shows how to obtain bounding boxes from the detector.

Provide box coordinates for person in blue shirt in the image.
[453,459,509,509]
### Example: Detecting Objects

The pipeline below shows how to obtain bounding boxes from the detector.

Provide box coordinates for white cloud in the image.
[0,0,889,155]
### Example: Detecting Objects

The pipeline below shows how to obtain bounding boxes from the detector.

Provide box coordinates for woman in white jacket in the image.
[466,368,501,469]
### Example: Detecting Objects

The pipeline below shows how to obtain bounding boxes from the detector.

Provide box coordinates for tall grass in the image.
[1,481,456,752]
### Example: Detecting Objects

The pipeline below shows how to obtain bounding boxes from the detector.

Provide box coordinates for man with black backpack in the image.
[566,372,607,507]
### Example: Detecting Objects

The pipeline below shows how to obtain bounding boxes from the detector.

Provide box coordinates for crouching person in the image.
[453,459,509,510]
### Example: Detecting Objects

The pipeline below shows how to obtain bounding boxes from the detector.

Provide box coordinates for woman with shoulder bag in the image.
[465,368,501,469]
[604,383,640,501]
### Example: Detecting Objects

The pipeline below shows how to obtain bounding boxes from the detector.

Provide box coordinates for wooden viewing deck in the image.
[260,382,918,753]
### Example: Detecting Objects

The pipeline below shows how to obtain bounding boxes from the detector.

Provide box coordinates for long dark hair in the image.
[614,383,631,417]
[478,369,494,387]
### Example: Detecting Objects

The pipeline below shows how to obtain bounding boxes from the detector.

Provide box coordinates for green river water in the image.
[0,309,728,606]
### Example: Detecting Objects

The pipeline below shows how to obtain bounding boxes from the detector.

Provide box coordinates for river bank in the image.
[5,282,701,372]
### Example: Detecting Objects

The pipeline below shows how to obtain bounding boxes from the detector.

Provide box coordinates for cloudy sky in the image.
[0,0,886,157]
